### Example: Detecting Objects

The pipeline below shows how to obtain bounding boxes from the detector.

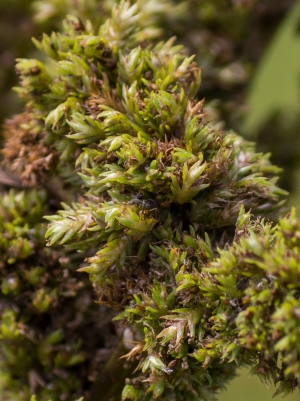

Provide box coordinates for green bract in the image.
[1,1,300,401]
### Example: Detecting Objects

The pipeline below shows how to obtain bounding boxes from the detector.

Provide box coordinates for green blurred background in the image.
[1,0,300,400]
[221,368,299,401]
[226,5,300,396]
[243,0,300,209]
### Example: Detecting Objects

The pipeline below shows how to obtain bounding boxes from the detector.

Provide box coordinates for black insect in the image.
[236,277,249,291]
[128,196,157,211]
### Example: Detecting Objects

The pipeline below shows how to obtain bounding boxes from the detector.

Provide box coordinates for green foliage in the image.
[0,189,121,401]
[31,0,257,91]
[1,1,300,401]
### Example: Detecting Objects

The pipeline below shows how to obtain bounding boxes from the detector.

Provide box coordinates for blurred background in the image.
[1,0,300,400]
[221,367,299,401]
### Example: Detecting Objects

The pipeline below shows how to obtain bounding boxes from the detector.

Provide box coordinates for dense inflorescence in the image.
[1,1,300,401]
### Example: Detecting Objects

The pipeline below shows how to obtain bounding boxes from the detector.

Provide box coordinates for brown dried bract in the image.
[2,110,57,187]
